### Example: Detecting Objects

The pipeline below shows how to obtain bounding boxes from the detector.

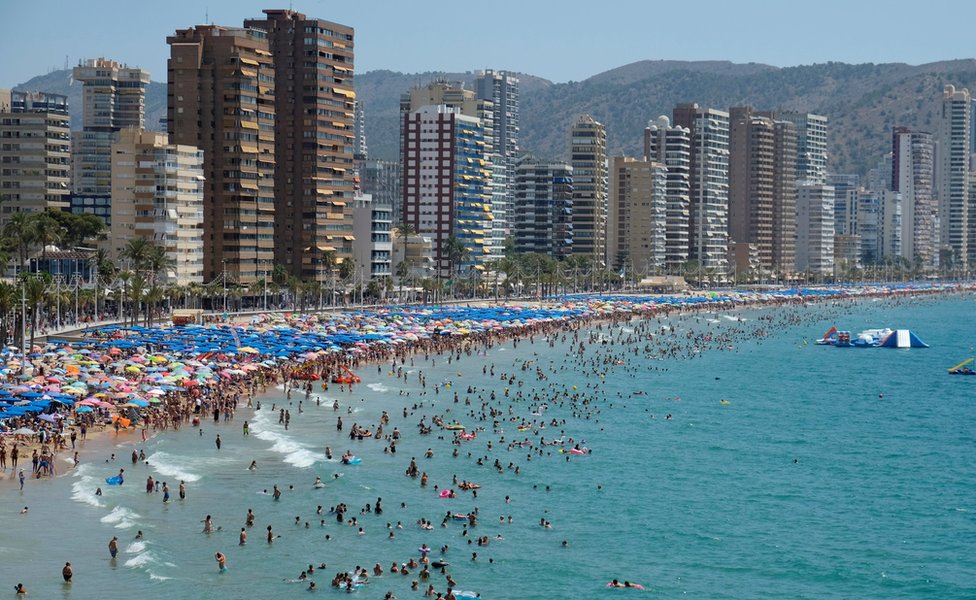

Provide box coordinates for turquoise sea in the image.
[2,294,975,599]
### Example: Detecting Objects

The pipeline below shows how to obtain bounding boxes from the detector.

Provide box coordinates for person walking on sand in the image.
[62,562,72,582]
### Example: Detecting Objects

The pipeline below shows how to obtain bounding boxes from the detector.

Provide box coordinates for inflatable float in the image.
[341,456,362,465]
[105,475,124,486]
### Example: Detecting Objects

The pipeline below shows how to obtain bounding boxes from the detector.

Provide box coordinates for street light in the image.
[222,259,227,314]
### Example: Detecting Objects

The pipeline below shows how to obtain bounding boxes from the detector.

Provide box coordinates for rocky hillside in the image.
[16,59,976,177]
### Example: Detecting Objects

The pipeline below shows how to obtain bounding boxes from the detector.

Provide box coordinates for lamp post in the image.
[263,268,268,312]
[222,259,227,314]
[20,281,26,354]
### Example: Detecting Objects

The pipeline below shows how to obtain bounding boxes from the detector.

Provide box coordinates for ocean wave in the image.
[126,541,147,554]
[251,411,321,468]
[124,550,157,568]
[146,451,202,483]
[101,505,141,529]
[71,464,104,508]
[367,382,389,392]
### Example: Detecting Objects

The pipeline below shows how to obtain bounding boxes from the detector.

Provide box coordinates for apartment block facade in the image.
[167,25,276,284]
[891,126,936,266]
[938,84,972,267]
[672,103,729,271]
[244,10,357,280]
[401,105,491,276]
[71,58,151,209]
[109,129,204,283]
[608,156,668,275]
[0,90,71,226]
[643,115,690,269]
[513,156,573,259]
[569,115,608,264]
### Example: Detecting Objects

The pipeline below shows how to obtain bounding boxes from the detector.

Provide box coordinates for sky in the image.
[2,0,975,87]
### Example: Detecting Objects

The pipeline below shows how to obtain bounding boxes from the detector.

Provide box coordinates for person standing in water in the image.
[108,537,119,558]
[62,562,72,582]
[215,552,227,572]
[215,434,222,450]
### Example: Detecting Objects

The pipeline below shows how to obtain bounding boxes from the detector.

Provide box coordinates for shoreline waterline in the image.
[1,287,974,599]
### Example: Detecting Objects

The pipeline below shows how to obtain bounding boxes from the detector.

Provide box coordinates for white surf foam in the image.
[146,451,202,483]
[250,411,320,468]
[126,541,146,554]
[367,382,389,392]
[70,464,104,508]
[124,550,156,568]
[101,506,141,529]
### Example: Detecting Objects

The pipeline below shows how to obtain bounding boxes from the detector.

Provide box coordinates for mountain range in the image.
[15,59,976,177]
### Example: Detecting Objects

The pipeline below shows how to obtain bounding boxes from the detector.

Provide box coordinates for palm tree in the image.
[144,244,176,285]
[126,273,147,327]
[3,212,37,273]
[118,238,153,272]
[444,236,469,299]
[21,273,49,349]
[143,285,166,327]
[32,211,65,265]
[395,259,412,302]
[0,281,18,348]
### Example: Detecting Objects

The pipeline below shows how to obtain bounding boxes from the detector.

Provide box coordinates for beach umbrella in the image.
[12,427,36,435]
[74,406,94,413]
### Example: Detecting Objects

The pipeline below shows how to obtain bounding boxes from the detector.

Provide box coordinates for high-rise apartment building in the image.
[891,127,936,266]
[569,115,608,264]
[401,81,499,262]
[857,189,902,264]
[780,112,828,184]
[360,159,401,213]
[475,70,519,251]
[608,156,667,275]
[770,119,798,275]
[0,90,71,226]
[938,84,972,267]
[352,194,392,280]
[244,10,357,280]
[672,103,729,270]
[167,25,276,284]
[71,58,150,205]
[354,100,368,160]
[644,116,690,269]
[795,183,835,275]
[827,174,860,236]
[109,129,204,283]
[513,156,573,259]
[728,107,775,274]
[401,105,491,276]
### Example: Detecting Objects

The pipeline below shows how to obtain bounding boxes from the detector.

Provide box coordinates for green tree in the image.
[21,273,50,349]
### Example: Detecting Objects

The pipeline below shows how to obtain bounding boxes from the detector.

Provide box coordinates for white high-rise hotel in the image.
[938,84,972,267]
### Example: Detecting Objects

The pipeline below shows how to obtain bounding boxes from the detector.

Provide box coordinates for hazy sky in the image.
[2,0,975,87]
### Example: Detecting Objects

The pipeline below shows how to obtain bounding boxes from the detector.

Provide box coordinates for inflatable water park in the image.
[816,326,929,348]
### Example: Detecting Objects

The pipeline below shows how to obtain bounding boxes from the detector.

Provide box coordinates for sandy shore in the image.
[1,285,968,494]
